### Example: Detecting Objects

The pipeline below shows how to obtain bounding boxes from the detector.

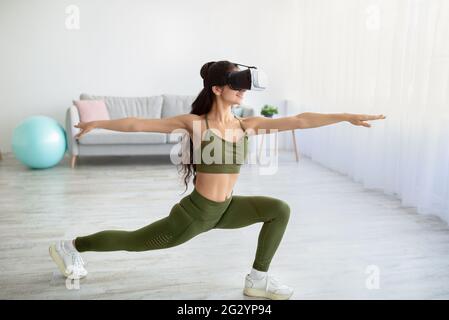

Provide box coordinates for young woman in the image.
[49,60,386,300]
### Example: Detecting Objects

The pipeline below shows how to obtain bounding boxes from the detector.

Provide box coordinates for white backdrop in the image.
[2,0,449,224]
[290,0,449,223]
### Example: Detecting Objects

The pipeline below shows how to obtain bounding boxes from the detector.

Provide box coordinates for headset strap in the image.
[205,114,210,129]
[233,63,257,69]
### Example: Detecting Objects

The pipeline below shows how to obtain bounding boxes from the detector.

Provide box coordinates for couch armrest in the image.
[65,106,81,156]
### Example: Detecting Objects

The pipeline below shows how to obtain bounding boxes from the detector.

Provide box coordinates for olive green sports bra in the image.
[195,113,249,174]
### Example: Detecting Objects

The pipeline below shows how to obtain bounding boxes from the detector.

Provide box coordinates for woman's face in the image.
[214,67,247,105]
[221,85,246,105]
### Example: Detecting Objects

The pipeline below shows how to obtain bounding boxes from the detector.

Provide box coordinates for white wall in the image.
[0,0,300,153]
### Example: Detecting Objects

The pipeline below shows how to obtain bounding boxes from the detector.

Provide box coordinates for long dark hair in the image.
[177,60,238,194]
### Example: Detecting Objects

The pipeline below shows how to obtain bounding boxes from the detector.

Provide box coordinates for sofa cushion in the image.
[231,106,244,117]
[161,95,194,144]
[167,132,186,144]
[74,100,110,122]
[80,93,163,120]
[78,129,167,145]
[161,94,195,118]
[242,106,254,117]
[235,105,254,117]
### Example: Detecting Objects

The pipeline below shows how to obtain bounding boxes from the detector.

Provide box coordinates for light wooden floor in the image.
[1,151,449,300]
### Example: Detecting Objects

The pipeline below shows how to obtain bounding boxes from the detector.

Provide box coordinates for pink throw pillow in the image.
[74,100,110,123]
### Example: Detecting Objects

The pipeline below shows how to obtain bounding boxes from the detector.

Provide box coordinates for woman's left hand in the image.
[346,113,386,127]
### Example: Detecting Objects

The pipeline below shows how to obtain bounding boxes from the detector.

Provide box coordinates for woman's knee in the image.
[273,199,291,221]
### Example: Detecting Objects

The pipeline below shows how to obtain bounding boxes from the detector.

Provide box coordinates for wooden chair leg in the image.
[292,130,299,162]
[71,155,77,168]
[257,134,265,164]
[274,131,278,158]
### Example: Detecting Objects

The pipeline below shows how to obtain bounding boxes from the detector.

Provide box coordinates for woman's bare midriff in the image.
[194,172,239,202]
[189,115,245,202]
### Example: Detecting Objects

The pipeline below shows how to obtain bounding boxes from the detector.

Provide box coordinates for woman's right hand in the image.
[74,121,97,140]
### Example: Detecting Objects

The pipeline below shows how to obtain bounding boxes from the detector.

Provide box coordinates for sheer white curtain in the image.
[289,0,449,223]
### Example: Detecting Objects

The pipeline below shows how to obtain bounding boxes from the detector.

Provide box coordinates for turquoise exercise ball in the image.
[12,116,67,169]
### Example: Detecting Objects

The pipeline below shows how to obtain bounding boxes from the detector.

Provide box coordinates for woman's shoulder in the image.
[182,114,208,139]
[182,114,205,126]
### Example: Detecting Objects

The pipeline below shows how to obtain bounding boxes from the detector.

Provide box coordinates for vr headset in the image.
[227,63,268,91]
[206,62,268,91]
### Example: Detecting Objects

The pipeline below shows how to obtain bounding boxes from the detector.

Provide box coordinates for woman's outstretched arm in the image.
[74,114,196,140]
[242,112,386,134]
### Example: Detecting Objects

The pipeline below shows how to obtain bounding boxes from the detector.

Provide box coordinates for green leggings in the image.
[74,188,291,272]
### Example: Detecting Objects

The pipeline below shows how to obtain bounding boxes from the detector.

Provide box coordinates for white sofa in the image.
[66,93,254,168]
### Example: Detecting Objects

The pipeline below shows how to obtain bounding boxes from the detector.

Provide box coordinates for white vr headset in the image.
[205,63,268,91]
[227,63,268,91]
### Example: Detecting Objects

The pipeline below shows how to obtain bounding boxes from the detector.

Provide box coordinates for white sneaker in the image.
[243,274,293,300]
[49,241,88,279]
